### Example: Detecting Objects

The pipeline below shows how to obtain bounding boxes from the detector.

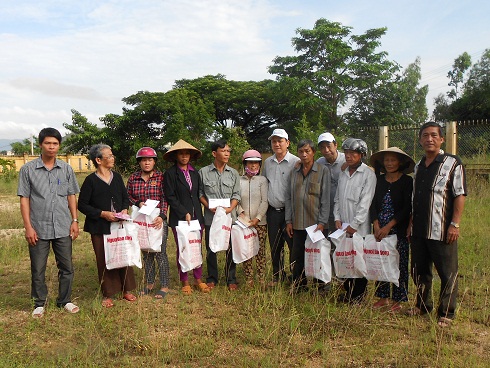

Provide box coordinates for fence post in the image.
[378,126,389,151]
[446,121,457,155]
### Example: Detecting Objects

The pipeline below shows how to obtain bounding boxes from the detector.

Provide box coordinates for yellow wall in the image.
[0,154,95,173]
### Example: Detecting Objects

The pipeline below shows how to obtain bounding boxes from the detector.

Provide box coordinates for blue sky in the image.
[1,0,488,141]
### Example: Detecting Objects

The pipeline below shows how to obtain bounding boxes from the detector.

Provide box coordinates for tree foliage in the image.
[433,49,490,122]
[10,137,40,156]
[268,18,397,130]
[447,52,472,99]
[345,57,428,128]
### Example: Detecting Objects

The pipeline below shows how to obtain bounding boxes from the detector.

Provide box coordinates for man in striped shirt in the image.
[410,122,467,327]
[17,128,80,318]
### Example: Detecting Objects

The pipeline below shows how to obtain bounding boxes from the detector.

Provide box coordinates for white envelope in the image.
[208,198,231,209]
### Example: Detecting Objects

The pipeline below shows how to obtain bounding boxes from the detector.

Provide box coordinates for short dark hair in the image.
[419,121,443,138]
[211,139,228,152]
[297,139,316,152]
[38,127,62,145]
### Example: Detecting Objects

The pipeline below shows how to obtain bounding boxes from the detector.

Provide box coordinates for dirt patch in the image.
[0,228,23,239]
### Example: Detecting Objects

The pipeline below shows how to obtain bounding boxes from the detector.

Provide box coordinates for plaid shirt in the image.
[127,170,168,218]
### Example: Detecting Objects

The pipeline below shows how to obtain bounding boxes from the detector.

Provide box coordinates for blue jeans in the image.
[29,236,74,308]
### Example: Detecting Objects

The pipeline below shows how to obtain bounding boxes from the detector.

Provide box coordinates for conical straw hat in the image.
[369,146,415,174]
[163,139,202,161]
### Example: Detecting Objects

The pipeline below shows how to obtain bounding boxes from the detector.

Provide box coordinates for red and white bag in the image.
[103,221,142,270]
[363,234,400,286]
[231,225,260,264]
[131,205,163,252]
[304,236,332,283]
[331,232,366,278]
[176,225,203,273]
[208,207,232,252]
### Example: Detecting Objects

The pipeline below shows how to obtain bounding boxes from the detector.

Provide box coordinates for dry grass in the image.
[0,175,489,367]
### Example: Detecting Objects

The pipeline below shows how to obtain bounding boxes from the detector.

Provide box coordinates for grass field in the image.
[0,174,489,367]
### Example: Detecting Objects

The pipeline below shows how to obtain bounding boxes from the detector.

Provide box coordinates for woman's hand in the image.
[152,216,164,230]
[101,211,117,222]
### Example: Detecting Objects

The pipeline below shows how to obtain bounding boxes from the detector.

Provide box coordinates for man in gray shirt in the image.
[316,132,346,231]
[262,129,300,285]
[199,139,241,291]
[17,128,80,318]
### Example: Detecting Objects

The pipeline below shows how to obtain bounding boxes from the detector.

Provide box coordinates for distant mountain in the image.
[0,139,22,153]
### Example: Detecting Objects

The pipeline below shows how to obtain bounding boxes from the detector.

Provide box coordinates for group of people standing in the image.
[18,122,466,329]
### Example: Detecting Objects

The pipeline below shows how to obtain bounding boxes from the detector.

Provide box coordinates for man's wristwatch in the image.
[72,219,79,223]
[450,221,459,228]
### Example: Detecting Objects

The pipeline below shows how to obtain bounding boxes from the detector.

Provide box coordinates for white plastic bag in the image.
[231,225,260,264]
[131,205,163,252]
[208,207,232,252]
[304,236,332,283]
[331,232,366,278]
[363,234,400,286]
[176,226,203,273]
[103,221,142,270]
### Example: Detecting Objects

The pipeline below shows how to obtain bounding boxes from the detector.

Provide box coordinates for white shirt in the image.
[333,162,376,236]
[262,151,300,209]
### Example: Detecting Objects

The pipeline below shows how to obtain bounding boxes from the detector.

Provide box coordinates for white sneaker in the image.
[32,306,45,318]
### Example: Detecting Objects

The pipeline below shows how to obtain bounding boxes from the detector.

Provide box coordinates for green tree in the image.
[10,137,40,155]
[174,75,295,151]
[346,57,428,128]
[62,109,108,154]
[268,18,397,130]
[433,49,490,122]
[447,52,472,99]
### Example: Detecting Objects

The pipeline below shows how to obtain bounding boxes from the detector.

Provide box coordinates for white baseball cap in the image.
[268,128,289,140]
[317,132,336,144]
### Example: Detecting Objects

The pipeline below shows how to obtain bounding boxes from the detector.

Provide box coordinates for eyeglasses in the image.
[101,154,116,160]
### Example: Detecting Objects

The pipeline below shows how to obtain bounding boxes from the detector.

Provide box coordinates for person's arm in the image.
[446,195,465,244]
[349,170,376,234]
[20,197,38,246]
[67,194,79,240]
[126,175,140,207]
[317,166,331,230]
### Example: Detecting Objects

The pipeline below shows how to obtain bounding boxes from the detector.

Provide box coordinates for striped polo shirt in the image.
[17,156,80,239]
[412,153,467,241]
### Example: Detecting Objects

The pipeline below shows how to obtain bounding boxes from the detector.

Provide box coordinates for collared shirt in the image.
[334,162,376,236]
[412,153,467,241]
[127,170,168,218]
[317,151,346,219]
[17,156,80,239]
[262,151,300,209]
[285,161,331,230]
[199,163,241,225]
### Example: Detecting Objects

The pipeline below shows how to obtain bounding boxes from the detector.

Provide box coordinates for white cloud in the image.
[1,0,489,139]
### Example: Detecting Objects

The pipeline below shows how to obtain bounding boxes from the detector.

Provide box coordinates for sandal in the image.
[123,293,137,302]
[102,298,114,308]
[182,285,193,295]
[405,306,424,316]
[154,290,167,299]
[437,317,452,328]
[195,282,210,293]
[63,302,80,314]
[373,298,390,309]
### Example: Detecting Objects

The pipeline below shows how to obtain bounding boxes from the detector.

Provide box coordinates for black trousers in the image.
[204,225,236,285]
[411,236,458,319]
[266,207,293,282]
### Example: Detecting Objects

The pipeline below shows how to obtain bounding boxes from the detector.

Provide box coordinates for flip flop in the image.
[181,285,193,295]
[63,302,80,314]
[123,293,137,302]
[437,317,452,328]
[102,298,114,308]
[195,282,210,293]
[154,290,167,299]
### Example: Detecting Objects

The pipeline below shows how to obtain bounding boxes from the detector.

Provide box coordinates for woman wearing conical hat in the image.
[369,147,415,312]
[163,140,210,294]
